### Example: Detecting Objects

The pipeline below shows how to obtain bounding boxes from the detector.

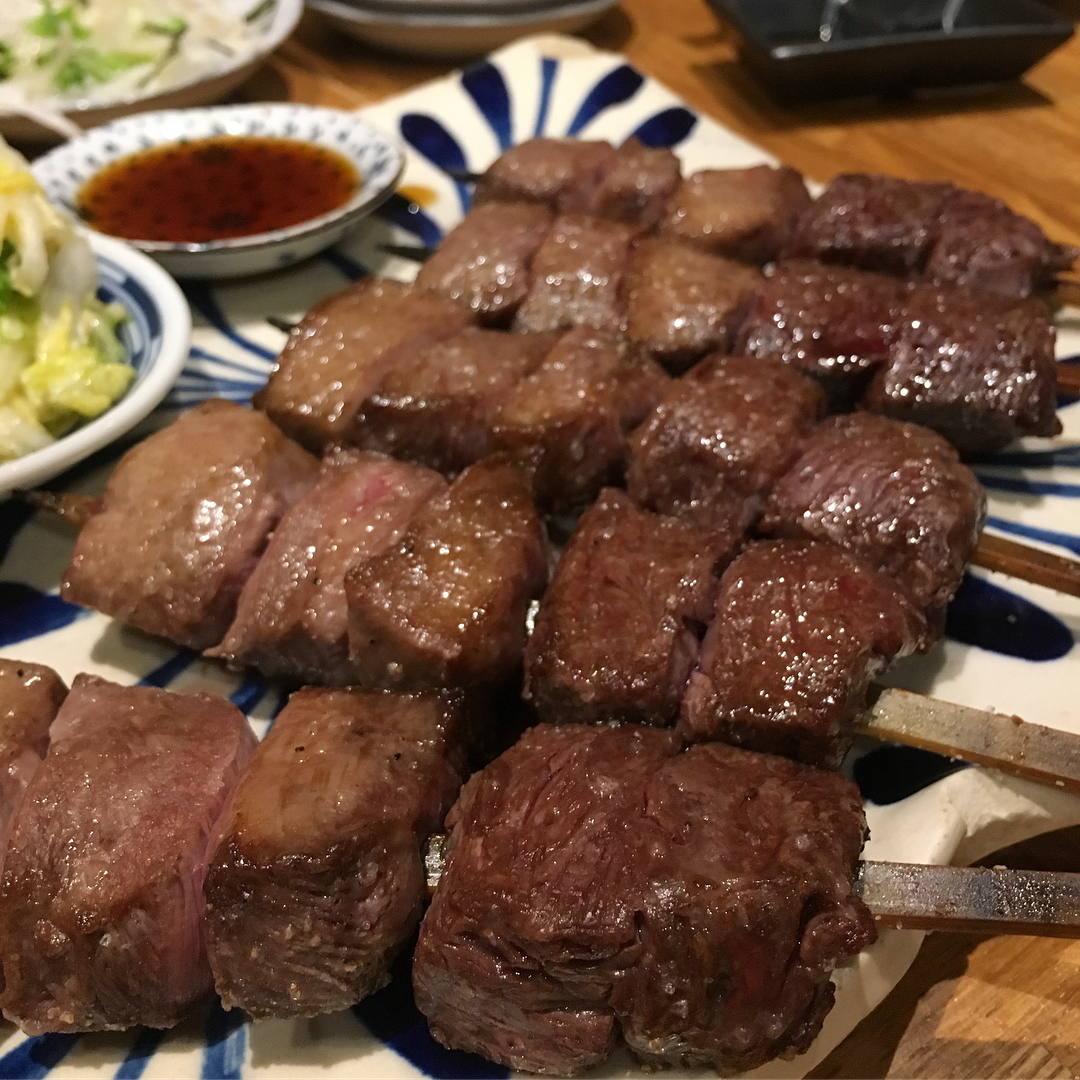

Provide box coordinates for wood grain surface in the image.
[239,7,1080,1075]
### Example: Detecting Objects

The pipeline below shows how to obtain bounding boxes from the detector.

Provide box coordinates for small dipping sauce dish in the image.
[32,104,404,279]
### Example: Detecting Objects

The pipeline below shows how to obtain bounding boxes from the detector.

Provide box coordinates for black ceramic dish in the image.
[708,0,1075,103]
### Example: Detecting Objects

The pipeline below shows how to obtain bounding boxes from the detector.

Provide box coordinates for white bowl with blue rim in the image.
[31,104,405,280]
[0,231,190,496]
[0,0,304,145]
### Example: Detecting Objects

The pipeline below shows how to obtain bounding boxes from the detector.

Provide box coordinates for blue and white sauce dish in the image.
[32,104,405,280]
[2,33,1080,1080]
[0,231,190,497]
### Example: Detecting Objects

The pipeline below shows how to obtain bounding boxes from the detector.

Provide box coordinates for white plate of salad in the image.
[0,137,190,496]
[0,0,302,143]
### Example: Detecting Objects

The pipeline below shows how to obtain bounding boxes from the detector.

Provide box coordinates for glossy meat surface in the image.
[253,279,473,452]
[473,138,617,214]
[624,239,762,370]
[736,259,909,407]
[628,354,825,528]
[681,541,926,769]
[524,490,732,727]
[0,660,66,880]
[784,173,953,276]
[492,327,670,513]
[588,138,681,228]
[658,166,811,264]
[210,450,446,686]
[512,214,638,335]
[865,283,1061,456]
[204,687,465,1019]
[414,724,874,1076]
[353,328,555,475]
[414,202,554,323]
[61,401,319,651]
[0,676,255,1034]
[760,413,987,623]
[345,457,548,689]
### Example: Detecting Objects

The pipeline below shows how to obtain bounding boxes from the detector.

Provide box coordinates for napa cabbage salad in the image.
[0,137,132,463]
[0,0,273,106]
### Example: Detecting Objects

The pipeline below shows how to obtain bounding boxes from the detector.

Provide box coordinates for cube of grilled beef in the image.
[491,327,670,513]
[736,259,909,409]
[588,138,682,229]
[414,202,554,324]
[203,687,465,1020]
[61,401,319,651]
[345,456,548,690]
[927,188,1077,298]
[657,165,812,264]
[864,283,1061,457]
[784,173,1077,298]
[473,138,617,214]
[414,723,875,1076]
[352,328,557,475]
[681,541,927,769]
[512,214,638,335]
[0,661,66,880]
[784,173,954,277]
[760,413,986,628]
[524,490,736,727]
[623,239,762,371]
[0,676,255,1034]
[628,355,826,534]
[209,450,446,686]
[253,279,474,453]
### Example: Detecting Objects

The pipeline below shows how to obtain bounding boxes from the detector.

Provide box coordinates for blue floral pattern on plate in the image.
[2,34,1080,1080]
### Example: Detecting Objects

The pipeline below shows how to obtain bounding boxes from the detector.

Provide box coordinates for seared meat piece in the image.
[588,138,681,229]
[491,327,670,513]
[61,401,318,651]
[0,676,255,1034]
[784,174,954,276]
[352,328,556,475]
[209,450,446,686]
[681,541,927,769]
[524,490,735,727]
[345,456,548,690]
[414,724,875,1076]
[785,173,1077,298]
[928,188,1077,298]
[473,138,617,214]
[864,283,1061,457]
[0,661,66,879]
[204,687,465,1020]
[253,279,474,453]
[628,354,825,529]
[623,238,762,370]
[512,214,638,335]
[760,413,986,627]
[658,165,812,264]
[414,202,554,324]
[736,259,909,408]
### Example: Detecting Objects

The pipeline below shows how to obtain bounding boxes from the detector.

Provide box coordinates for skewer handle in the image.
[857,861,1080,937]
[858,685,1080,794]
[973,532,1080,599]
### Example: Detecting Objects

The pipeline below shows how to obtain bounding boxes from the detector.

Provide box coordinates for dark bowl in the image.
[707,0,1075,103]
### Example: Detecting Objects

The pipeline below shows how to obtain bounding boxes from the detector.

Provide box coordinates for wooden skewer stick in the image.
[1057,362,1080,397]
[857,862,1080,937]
[972,532,1080,599]
[858,685,1080,794]
[16,488,98,526]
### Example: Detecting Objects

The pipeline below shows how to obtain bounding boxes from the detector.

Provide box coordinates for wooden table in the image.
[241,7,1080,1076]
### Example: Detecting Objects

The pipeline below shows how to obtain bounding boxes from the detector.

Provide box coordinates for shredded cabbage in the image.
[0,137,133,463]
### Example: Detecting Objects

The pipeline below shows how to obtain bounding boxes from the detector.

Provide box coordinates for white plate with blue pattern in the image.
[2,32,1080,1080]
[32,104,405,279]
[0,231,190,497]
